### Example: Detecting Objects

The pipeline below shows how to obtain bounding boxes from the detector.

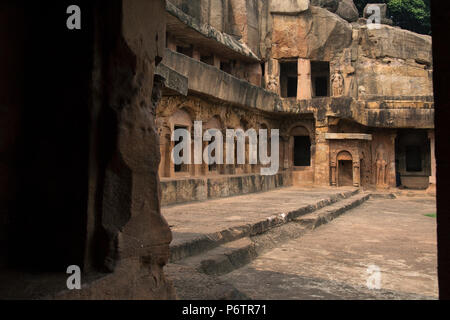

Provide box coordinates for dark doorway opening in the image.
[280,61,298,98]
[220,61,232,74]
[287,77,298,98]
[338,160,353,186]
[294,136,311,166]
[406,146,422,172]
[395,130,431,189]
[201,54,214,66]
[311,61,330,97]
[315,77,328,97]
[176,45,193,58]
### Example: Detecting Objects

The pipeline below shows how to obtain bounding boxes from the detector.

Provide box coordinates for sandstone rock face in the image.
[169,0,211,26]
[336,0,359,22]
[355,56,433,97]
[93,0,175,299]
[228,0,260,54]
[269,0,309,14]
[359,25,432,64]
[272,6,352,60]
[355,24,433,97]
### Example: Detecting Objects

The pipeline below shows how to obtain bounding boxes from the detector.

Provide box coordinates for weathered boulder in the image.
[310,0,339,13]
[270,0,309,14]
[359,24,432,64]
[336,0,359,22]
[355,24,433,97]
[272,6,352,60]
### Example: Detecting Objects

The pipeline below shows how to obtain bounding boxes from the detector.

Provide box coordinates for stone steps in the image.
[170,192,370,277]
[169,188,361,263]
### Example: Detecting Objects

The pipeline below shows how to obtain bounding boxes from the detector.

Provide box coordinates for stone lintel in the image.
[324,133,373,141]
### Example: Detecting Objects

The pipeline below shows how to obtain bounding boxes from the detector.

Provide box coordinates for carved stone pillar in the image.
[202,139,209,175]
[283,136,290,170]
[244,138,251,173]
[191,132,201,176]
[331,163,337,187]
[297,58,312,100]
[353,161,360,187]
[213,55,221,69]
[192,47,201,61]
[266,58,280,94]
[314,126,330,186]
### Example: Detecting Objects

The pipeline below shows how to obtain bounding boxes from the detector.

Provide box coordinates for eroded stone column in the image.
[353,161,360,187]
[213,55,221,69]
[192,47,201,61]
[429,130,436,185]
[331,164,337,186]
[314,126,331,185]
[298,58,312,100]
[96,0,175,300]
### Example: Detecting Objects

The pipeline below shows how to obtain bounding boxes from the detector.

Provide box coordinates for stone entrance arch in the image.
[331,150,361,187]
[337,151,353,187]
[288,124,316,185]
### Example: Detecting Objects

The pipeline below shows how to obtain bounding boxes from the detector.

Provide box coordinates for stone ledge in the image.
[156,63,188,96]
[162,49,282,113]
[165,0,260,62]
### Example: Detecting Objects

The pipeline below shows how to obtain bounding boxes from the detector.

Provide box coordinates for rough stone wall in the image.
[266,4,433,101]
[162,0,434,193]
[271,6,353,61]
[59,0,176,299]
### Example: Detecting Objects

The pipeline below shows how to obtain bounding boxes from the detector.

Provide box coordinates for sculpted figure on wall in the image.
[267,74,279,93]
[331,71,344,96]
[375,144,388,187]
[358,86,366,100]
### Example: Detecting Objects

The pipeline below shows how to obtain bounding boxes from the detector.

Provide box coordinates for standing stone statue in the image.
[331,71,344,96]
[376,144,388,187]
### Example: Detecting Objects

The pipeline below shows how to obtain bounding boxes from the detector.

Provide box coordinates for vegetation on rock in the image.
[354,0,431,35]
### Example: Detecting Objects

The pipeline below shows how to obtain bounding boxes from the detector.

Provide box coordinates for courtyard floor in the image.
[219,196,438,299]
[164,188,438,300]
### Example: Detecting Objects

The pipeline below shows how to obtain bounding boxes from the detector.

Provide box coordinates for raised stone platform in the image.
[163,186,360,262]
[161,172,292,206]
